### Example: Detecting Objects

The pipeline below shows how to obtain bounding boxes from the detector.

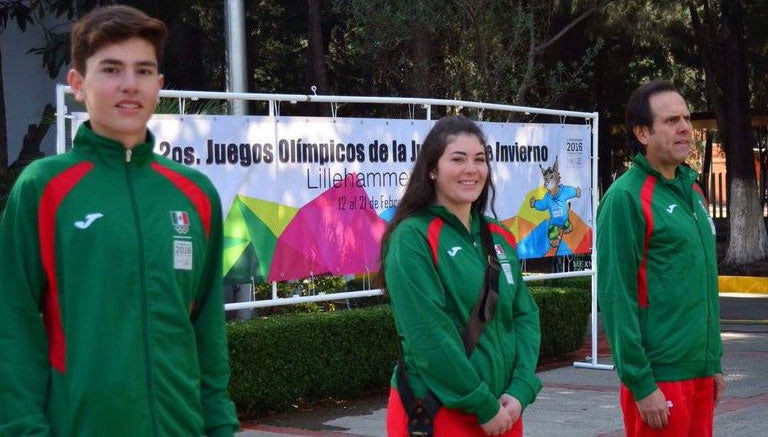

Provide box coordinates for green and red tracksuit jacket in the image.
[596,153,722,401]
[0,123,238,437]
[384,205,542,425]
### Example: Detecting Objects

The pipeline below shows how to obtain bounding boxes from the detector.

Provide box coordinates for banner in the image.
[72,114,593,283]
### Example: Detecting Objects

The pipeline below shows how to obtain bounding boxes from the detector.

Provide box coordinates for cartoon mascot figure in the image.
[529,156,581,253]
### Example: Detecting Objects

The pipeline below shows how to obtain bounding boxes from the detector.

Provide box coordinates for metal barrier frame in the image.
[55,84,611,370]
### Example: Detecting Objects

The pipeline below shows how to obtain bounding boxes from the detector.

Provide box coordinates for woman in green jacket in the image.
[380,115,541,436]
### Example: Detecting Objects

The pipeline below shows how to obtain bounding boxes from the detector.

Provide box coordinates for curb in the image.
[718,276,768,294]
[720,319,768,325]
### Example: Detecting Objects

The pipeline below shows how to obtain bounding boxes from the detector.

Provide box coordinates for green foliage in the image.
[535,275,593,291]
[227,305,397,417]
[329,0,606,118]
[154,97,230,115]
[245,0,311,96]
[528,284,591,358]
[248,275,356,315]
[246,275,390,315]
[27,31,70,79]
[46,0,108,20]
[0,167,22,216]
[344,276,390,308]
[26,0,112,78]
[311,274,348,294]
[227,282,591,417]
[29,0,227,88]
[743,2,768,110]
[0,0,46,32]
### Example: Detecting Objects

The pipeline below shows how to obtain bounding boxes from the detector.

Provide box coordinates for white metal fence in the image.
[55,85,610,370]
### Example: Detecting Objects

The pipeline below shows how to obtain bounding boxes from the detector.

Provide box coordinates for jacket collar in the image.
[426,204,482,234]
[631,153,697,184]
[71,122,155,168]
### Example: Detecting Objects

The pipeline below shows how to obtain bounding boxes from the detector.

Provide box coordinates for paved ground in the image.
[236,292,768,436]
[721,292,768,322]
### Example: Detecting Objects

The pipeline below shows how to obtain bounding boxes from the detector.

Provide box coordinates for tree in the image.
[244,0,313,114]
[307,0,328,94]
[690,0,768,265]
[588,0,768,266]
[0,0,228,178]
[37,0,225,90]
[329,0,451,106]
[330,0,609,120]
[9,1,764,267]
[0,0,47,176]
[585,1,703,191]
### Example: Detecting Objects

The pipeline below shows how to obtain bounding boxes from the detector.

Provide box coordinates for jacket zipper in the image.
[689,182,714,374]
[125,156,159,436]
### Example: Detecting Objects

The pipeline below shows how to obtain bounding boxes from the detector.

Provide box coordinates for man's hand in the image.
[499,394,522,424]
[636,388,669,429]
[480,405,513,436]
[714,373,726,406]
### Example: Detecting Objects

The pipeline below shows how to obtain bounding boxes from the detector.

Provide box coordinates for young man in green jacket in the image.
[596,80,725,436]
[0,6,239,436]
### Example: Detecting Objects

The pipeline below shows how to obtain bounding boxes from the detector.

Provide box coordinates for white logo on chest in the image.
[447,246,462,257]
[74,213,104,229]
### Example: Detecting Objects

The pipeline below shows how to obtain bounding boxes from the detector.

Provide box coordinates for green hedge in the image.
[228,305,397,417]
[528,283,591,358]
[227,279,591,417]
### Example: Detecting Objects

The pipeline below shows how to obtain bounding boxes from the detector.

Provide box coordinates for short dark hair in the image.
[377,115,496,288]
[71,5,167,75]
[625,80,682,155]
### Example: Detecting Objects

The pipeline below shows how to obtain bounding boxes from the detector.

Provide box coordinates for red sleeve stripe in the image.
[39,161,94,372]
[692,181,708,205]
[426,217,444,266]
[637,176,657,309]
[489,222,517,249]
[151,162,212,238]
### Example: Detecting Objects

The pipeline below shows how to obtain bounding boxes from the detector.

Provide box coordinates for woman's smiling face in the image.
[430,133,489,217]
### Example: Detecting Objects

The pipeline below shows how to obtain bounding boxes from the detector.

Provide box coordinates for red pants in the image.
[386,387,523,437]
[620,377,715,437]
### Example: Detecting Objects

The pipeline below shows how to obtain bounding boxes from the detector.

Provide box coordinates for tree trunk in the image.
[717,0,768,265]
[164,21,205,90]
[307,0,329,116]
[725,178,768,264]
[593,43,613,194]
[514,15,536,106]
[701,130,713,198]
[410,29,431,98]
[0,45,8,176]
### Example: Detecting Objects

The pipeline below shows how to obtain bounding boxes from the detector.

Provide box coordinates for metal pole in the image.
[573,113,614,371]
[56,84,67,154]
[224,0,247,115]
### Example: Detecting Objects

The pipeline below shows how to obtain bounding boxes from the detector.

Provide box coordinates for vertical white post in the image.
[56,85,68,154]
[574,113,613,370]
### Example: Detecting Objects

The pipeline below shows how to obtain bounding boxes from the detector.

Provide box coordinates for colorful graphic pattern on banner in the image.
[72,114,592,283]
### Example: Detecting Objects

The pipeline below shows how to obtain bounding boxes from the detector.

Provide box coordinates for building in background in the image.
[691,114,768,218]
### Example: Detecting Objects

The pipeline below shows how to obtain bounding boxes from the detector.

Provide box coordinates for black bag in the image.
[396,216,501,436]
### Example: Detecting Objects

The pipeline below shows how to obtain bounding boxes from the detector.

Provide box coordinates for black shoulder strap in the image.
[396,354,441,436]
[460,215,500,355]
